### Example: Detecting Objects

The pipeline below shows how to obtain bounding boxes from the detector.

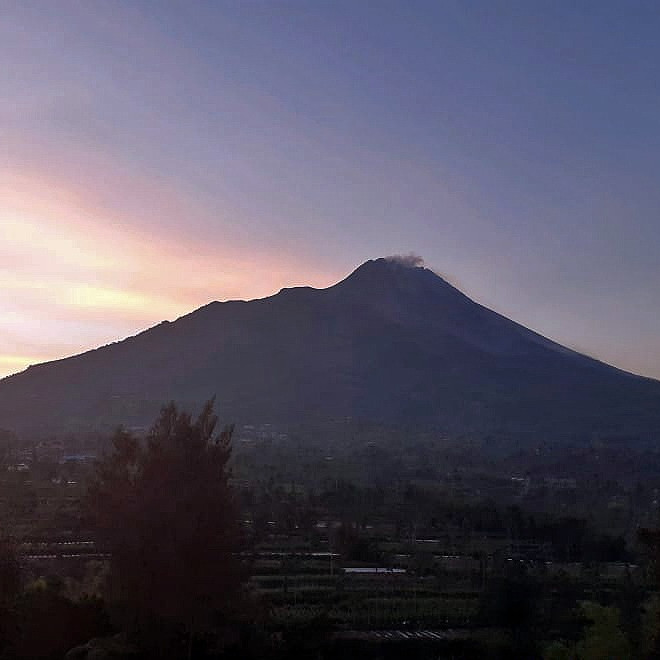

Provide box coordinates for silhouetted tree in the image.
[478,562,541,656]
[0,536,20,658]
[11,578,109,660]
[87,400,243,657]
[638,526,660,657]
[575,602,633,660]
[0,536,20,607]
[335,522,379,562]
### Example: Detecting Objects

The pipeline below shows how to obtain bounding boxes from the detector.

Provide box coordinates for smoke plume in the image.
[385,253,425,268]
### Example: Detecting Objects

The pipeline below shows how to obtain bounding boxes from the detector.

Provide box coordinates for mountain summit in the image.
[1,257,659,441]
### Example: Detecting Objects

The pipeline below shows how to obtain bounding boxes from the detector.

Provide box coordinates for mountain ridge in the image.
[1,257,659,441]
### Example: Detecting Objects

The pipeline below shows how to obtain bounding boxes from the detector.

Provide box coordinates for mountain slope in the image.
[1,257,659,441]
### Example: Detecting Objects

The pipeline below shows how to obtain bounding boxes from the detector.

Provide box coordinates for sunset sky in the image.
[2,1,660,380]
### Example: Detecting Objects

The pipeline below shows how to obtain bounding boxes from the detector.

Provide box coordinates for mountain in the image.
[1,257,660,442]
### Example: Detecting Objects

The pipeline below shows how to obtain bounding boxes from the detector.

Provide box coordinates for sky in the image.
[2,1,660,380]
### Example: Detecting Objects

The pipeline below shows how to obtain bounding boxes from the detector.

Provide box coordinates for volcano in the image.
[1,257,659,442]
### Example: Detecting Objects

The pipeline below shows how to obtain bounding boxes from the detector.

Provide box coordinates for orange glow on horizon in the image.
[0,354,58,380]
[0,170,339,379]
